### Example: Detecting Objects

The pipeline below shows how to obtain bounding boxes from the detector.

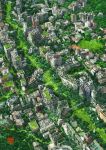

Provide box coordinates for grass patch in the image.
[0,91,13,102]
[3,81,14,87]
[43,70,61,92]
[96,60,106,68]
[79,39,104,53]
[67,65,85,75]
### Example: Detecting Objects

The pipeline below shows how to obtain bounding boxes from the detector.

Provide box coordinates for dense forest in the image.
[83,0,106,28]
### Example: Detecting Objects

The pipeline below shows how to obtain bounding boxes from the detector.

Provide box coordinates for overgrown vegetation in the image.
[83,0,106,28]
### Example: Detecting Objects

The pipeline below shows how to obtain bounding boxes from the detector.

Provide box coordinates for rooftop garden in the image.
[42,30,49,38]
[28,120,39,131]
[4,43,12,49]
[39,46,49,54]
[43,88,52,101]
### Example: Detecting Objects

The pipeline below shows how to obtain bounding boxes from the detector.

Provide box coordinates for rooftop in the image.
[28,120,39,131]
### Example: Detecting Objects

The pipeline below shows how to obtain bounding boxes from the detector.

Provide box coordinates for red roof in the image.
[71,45,81,50]
[7,136,15,145]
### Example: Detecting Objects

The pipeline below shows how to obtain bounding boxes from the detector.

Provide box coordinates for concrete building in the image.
[50,54,62,68]
[10,49,22,69]
[71,14,77,23]
[96,104,106,123]
[27,28,42,45]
